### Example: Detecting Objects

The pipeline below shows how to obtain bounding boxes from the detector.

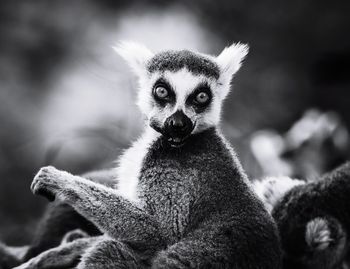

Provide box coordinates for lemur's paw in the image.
[31,166,65,201]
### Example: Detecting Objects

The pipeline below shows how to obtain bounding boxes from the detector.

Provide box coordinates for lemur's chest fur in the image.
[138,150,197,243]
[135,128,249,243]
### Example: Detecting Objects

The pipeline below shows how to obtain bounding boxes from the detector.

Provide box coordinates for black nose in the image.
[169,115,185,129]
[165,110,193,137]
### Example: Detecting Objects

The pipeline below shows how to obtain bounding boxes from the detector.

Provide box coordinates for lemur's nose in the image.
[169,116,185,129]
[165,110,194,137]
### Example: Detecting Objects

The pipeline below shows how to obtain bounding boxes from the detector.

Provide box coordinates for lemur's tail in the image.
[305,217,348,267]
[0,241,28,269]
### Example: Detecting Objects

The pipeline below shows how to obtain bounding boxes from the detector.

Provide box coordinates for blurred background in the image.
[0,0,349,246]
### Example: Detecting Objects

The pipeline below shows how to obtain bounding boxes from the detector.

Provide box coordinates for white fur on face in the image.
[137,68,226,133]
[114,41,249,131]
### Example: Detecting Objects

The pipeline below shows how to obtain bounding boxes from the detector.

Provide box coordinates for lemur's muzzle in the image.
[164,110,194,146]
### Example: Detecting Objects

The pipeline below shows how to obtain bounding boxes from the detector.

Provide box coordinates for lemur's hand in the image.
[31,166,72,202]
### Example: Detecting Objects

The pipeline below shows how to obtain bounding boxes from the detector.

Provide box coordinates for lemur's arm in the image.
[24,169,116,261]
[31,166,166,251]
[153,212,282,269]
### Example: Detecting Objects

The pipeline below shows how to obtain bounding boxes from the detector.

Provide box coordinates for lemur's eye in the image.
[155,86,169,99]
[186,86,212,112]
[195,92,209,104]
[153,80,175,106]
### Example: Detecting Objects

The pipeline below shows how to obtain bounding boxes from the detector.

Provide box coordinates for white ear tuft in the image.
[113,41,154,76]
[216,42,249,83]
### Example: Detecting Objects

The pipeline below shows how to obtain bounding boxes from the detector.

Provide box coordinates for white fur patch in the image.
[215,42,249,98]
[137,68,226,133]
[253,176,305,213]
[115,126,160,204]
[113,41,154,77]
[114,41,247,135]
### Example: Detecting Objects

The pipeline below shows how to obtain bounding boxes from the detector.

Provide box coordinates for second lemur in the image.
[18,42,282,269]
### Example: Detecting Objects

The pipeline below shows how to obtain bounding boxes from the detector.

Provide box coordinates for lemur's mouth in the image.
[150,111,196,147]
[150,122,191,147]
[165,121,196,148]
[167,136,188,147]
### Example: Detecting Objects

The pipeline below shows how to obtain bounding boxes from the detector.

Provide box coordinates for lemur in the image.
[254,162,350,269]
[11,42,282,269]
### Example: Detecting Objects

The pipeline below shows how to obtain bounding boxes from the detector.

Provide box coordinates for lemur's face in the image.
[115,42,248,147]
[145,68,216,146]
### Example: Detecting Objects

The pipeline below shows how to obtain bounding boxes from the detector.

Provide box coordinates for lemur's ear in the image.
[113,41,154,77]
[216,43,249,84]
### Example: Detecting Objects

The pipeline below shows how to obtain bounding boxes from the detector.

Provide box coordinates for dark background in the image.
[0,0,349,245]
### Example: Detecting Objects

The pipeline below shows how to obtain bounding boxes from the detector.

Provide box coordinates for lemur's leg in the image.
[24,169,115,261]
[14,236,102,269]
[23,202,101,261]
[31,166,166,253]
[152,231,232,269]
[77,238,150,269]
[152,214,282,269]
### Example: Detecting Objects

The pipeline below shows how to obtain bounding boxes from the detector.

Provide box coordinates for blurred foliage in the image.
[0,0,349,245]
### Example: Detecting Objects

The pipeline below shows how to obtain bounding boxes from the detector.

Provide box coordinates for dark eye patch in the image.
[186,83,212,113]
[152,78,176,107]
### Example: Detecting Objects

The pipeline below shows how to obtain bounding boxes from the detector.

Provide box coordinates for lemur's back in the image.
[273,161,350,236]
[138,127,265,244]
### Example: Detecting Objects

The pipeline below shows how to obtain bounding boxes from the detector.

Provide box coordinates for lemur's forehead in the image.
[149,69,216,98]
[147,50,220,80]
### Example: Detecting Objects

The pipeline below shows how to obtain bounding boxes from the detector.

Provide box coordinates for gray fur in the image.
[31,166,166,255]
[14,236,101,269]
[271,162,350,269]
[147,50,220,79]
[61,229,89,244]
[78,238,147,269]
[24,127,281,269]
